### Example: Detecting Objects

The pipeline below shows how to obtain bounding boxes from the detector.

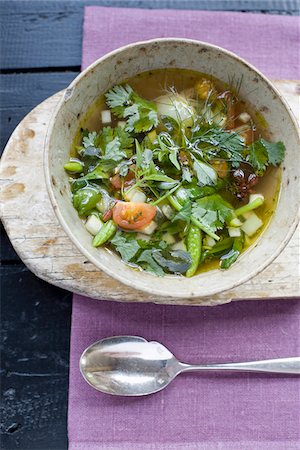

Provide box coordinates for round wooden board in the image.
[1,81,299,306]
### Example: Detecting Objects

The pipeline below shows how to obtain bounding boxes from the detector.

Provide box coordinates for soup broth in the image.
[65,68,283,277]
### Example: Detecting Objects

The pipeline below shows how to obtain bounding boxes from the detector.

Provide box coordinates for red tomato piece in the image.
[112,202,156,230]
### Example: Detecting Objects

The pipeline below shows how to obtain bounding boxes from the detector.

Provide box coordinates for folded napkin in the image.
[69,7,300,449]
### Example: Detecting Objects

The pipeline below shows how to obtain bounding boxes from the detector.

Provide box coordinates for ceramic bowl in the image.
[45,38,299,299]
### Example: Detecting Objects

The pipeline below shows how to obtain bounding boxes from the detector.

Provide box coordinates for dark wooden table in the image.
[1,1,298,449]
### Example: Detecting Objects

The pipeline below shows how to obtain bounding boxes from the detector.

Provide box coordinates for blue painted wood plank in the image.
[0,71,78,152]
[1,0,299,70]
[1,265,71,450]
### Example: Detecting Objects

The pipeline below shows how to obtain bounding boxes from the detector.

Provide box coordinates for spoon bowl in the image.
[80,336,300,396]
[80,336,182,396]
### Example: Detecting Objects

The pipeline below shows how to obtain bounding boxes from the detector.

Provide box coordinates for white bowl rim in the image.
[44,37,300,299]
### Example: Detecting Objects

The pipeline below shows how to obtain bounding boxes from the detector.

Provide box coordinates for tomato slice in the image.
[112,202,157,230]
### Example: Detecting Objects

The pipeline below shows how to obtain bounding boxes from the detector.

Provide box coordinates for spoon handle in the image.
[180,357,300,374]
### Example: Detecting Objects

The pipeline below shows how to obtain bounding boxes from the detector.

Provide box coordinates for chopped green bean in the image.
[186,225,202,277]
[93,220,117,247]
[64,161,84,173]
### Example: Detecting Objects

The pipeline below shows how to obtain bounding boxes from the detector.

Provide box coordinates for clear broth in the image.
[71,68,281,274]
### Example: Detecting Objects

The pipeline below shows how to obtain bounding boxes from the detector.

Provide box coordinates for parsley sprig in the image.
[105,84,159,133]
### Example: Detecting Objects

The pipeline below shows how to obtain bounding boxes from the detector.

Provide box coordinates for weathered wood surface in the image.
[0,264,71,450]
[1,80,299,306]
[1,0,298,70]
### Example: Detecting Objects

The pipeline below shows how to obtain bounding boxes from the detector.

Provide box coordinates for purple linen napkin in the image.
[69,7,300,449]
[82,7,300,79]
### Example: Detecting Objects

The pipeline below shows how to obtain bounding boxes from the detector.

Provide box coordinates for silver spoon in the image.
[80,336,300,396]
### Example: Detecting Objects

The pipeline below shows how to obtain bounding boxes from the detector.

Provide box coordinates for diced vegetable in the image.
[85,215,103,236]
[139,221,158,235]
[241,212,263,237]
[161,204,174,220]
[203,235,217,248]
[101,110,112,124]
[118,121,126,128]
[124,187,146,203]
[172,240,187,252]
[238,112,251,123]
[136,233,151,242]
[228,226,241,237]
[162,233,176,245]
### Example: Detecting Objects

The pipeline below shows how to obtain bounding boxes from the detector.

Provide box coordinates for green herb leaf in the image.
[83,131,97,148]
[191,124,245,168]
[103,138,126,162]
[192,194,233,234]
[172,201,192,223]
[105,85,158,133]
[247,140,269,174]
[137,249,165,276]
[141,149,153,170]
[152,249,192,274]
[110,232,140,262]
[78,164,109,181]
[248,139,285,174]
[135,139,143,169]
[182,166,192,182]
[193,159,218,186]
[144,173,176,182]
[157,132,181,170]
[105,85,133,117]
[95,126,133,155]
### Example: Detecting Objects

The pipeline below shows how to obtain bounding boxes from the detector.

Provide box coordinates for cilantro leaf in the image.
[172,201,192,223]
[262,140,285,166]
[192,194,233,234]
[152,249,192,274]
[110,232,140,262]
[103,138,126,162]
[95,126,133,154]
[247,139,285,174]
[137,249,165,276]
[83,131,97,148]
[105,85,133,117]
[193,159,218,186]
[105,85,158,133]
[247,140,269,174]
